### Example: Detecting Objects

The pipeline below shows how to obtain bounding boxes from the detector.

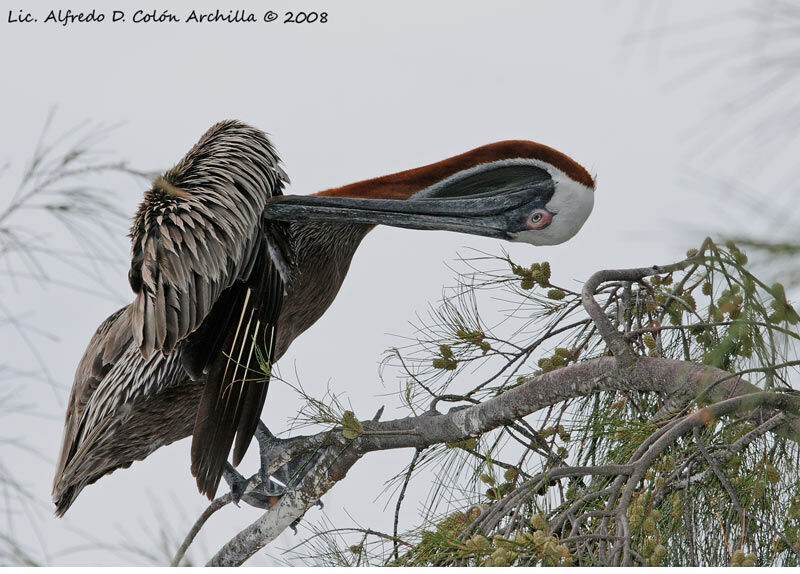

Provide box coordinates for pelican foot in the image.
[221,420,323,511]
[222,463,283,509]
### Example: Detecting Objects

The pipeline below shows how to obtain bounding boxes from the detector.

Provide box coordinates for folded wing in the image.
[127,120,290,497]
[128,120,287,360]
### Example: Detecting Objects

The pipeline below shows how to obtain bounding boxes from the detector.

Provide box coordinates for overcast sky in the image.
[1,0,796,566]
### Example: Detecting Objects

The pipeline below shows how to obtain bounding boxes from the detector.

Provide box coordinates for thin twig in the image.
[171,494,232,566]
[392,448,421,562]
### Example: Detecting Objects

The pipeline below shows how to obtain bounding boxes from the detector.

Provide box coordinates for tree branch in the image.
[205,355,800,565]
[171,494,232,566]
[580,260,696,370]
[393,448,420,561]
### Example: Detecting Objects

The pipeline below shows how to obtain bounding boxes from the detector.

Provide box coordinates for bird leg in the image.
[222,462,284,510]
[222,420,324,512]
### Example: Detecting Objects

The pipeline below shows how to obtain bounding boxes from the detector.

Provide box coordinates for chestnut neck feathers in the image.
[314,140,594,200]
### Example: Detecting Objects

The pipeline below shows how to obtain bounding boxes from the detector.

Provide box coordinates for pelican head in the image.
[264,140,594,246]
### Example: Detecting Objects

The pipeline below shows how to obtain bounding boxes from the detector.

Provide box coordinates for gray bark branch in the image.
[206,355,800,565]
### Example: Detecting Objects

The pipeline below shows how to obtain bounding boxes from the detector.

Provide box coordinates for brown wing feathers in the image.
[191,245,284,497]
[233,262,283,463]
[129,121,284,359]
[127,121,288,497]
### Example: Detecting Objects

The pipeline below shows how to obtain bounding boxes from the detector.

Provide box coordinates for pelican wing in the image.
[127,121,291,498]
[189,240,285,497]
[128,121,288,359]
[53,305,132,510]
[52,305,193,515]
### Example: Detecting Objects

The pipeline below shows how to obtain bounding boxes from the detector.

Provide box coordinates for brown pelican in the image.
[52,121,595,515]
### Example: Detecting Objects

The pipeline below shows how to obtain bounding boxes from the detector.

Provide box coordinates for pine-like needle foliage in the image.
[0,112,150,566]
[288,239,799,567]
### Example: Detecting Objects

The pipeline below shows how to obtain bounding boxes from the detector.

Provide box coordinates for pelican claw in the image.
[221,420,320,512]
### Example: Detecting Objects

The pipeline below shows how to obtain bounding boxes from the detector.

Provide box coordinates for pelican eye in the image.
[526,209,552,230]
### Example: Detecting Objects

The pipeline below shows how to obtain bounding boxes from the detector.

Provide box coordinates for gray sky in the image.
[1,0,796,565]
